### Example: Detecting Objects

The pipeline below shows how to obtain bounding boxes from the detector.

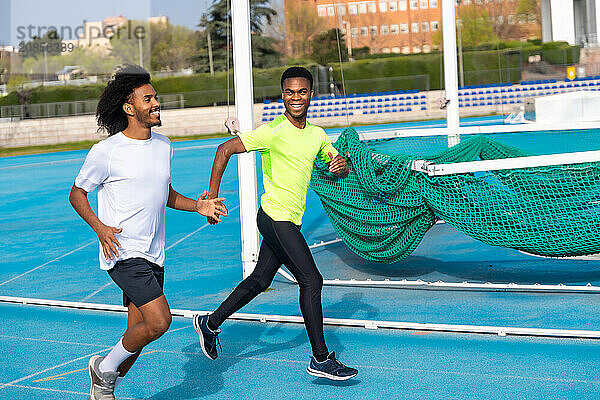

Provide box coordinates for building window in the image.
[338,5,346,15]
[518,14,526,24]
[508,14,516,25]
[411,22,419,32]
[381,24,389,35]
[402,46,410,54]
[413,46,421,53]
[431,21,439,31]
[399,0,407,11]
[349,4,358,14]
[497,15,504,24]
[392,47,401,53]
[463,0,471,3]
[370,25,378,36]
[317,6,327,17]
[368,2,377,13]
[382,48,391,53]
[360,26,368,36]
[327,5,335,16]
[389,1,397,11]
[351,27,358,37]
[410,0,418,10]
[358,3,367,13]
[430,0,438,7]
[528,13,536,23]
[391,24,399,34]
[400,23,409,33]
[423,44,431,53]
[420,0,428,8]
[379,2,388,12]
[421,21,429,32]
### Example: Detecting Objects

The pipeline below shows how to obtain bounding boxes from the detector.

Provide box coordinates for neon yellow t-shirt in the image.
[239,114,338,225]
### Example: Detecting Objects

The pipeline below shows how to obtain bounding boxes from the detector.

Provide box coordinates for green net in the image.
[310,127,600,263]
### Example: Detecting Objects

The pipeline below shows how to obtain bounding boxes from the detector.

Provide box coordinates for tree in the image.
[285,1,320,58]
[194,0,280,72]
[150,23,196,71]
[252,34,283,69]
[110,20,151,67]
[310,29,348,65]
[517,0,541,26]
[435,6,498,49]
[18,30,63,60]
[460,7,498,48]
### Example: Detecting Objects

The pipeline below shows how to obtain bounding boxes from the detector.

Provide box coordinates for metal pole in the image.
[138,38,143,68]
[442,0,460,146]
[456,0,464,88]
[207,31,214,75]
[231,0,260,279]
[345,21,353,60]
[43,47,47,84]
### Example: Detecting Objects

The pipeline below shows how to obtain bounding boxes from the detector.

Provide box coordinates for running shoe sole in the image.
[306,366,357,381]
[88,355,100,399]
[193,315,216,360]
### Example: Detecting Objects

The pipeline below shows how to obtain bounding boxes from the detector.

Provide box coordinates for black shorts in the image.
[108,257,165,307]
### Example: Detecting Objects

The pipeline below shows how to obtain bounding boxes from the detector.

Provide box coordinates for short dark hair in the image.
[280,66,313,90]
[96,64,151,136]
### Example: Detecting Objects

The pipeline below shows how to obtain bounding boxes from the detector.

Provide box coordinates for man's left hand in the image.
[328,152,349,178]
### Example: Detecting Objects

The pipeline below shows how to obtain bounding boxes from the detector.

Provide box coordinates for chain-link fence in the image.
[0,94,184,120]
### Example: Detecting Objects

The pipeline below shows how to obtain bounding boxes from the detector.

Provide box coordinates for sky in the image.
[0,0,216,46]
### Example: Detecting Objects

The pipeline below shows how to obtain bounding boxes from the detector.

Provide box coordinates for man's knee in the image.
[146,313,171,340]
[298,272,323,291]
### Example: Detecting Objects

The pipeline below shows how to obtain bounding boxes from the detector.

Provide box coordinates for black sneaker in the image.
[193,314,221,360]
[306,352,358,381]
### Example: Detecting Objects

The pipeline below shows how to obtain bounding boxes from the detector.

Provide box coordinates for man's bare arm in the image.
[206,137,247,224]
[167,185,228,222]
[69,184,122,260]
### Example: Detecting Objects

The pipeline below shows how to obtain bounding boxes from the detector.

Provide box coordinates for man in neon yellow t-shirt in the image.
[193,67,358,380]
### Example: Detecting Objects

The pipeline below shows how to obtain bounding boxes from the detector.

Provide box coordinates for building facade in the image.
[287,0,540,55]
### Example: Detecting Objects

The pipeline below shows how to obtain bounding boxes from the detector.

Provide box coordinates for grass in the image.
[0,132,230,158]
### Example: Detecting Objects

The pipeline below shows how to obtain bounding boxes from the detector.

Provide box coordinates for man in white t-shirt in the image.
[69,64,228,400]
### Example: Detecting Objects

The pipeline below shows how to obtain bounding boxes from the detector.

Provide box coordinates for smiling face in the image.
[282,77,312,121]
[125,84,161,128]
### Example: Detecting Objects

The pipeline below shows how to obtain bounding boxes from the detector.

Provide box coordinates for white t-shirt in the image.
[75,131,172,270]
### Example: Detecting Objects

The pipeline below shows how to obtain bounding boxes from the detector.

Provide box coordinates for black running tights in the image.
[210,207,328,359]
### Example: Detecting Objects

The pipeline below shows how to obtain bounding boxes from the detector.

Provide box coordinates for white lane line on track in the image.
[165,205,239,251]
[1,328,597,386]
[0,335,107,348]
[80,281,113,302]
[0,158,85,171]
[153,349,600,385]
[0,326,190,350]
[0,240,96,287]
[0,347,111,390]
[174,143,221,151]
[1,384,143,399]
[0,141,220,170]
[79,205,239,301]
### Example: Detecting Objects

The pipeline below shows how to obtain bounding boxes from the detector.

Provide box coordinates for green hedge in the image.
[331,48,524,92]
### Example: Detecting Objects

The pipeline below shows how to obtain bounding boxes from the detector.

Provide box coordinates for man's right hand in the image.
[202,191,224,225]
[225,117,240,135]
[94,224,122,260]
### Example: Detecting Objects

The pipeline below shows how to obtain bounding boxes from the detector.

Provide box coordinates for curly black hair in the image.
[96,64,151,136]
[280,66,313,90]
